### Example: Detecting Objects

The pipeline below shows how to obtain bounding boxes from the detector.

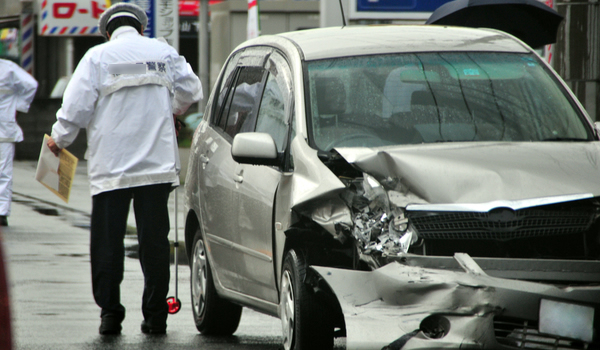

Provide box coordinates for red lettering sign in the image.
[53,2,77,19]
[91,1,105,19]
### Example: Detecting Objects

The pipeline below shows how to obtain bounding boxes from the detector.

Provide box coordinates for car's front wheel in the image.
[190,228,242,335]
[280,249,334,350]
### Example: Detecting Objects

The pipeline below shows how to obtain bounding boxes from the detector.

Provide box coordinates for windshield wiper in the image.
[542,137,589,142]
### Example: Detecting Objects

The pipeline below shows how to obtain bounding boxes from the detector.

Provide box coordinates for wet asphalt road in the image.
[2,161,297,350]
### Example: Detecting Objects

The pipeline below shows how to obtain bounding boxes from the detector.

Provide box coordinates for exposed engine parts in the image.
[339,173,419,260]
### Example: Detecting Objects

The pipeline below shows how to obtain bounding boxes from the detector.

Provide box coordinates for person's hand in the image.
[47,137,62,157]
[173,115,180,137]
[174,115,186,138]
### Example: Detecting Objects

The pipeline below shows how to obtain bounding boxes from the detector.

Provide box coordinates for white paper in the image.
[35,136,60,191]
[35,134,78,203]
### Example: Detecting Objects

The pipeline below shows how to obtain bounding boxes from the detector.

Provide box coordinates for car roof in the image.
[269,25,531,61]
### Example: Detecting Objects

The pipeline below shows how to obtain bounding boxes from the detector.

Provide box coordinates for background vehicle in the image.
[184,25,600,350]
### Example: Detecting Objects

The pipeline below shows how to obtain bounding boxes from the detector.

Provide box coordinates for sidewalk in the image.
[5,160,201,347]
[12,159,187,251]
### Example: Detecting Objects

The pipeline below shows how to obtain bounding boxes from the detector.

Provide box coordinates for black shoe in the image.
[141,320,166,334]
[0,216,7,226]
[99,315,122,335]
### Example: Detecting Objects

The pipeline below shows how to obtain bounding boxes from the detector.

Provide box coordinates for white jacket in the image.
[51,26,202,195]
[0,59,38,143]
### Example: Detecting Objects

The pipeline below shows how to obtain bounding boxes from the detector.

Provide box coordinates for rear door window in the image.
[211,50,242,126]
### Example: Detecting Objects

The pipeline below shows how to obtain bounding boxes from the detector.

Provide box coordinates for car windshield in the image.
[307,52,593,151]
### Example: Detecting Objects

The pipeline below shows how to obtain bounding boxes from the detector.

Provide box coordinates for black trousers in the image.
[90,183,171,326]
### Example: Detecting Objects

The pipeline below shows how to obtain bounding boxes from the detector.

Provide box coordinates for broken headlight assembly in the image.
[344,173,421,258]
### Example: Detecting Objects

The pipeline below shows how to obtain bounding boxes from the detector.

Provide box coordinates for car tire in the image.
[190,228,242,335]
[280,249,334,350]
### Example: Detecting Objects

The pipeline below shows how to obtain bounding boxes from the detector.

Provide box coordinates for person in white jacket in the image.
[0,59,38,226]
[47,2,202,335]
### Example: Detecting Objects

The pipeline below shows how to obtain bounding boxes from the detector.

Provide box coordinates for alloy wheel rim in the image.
[280,270,294,350]
[191,239,207,318]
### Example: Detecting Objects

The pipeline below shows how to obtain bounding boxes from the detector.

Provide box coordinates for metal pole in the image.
[174,187,178,299]
[66,37,74,75]
[166,187,181,314]
[199,0,210,112]
[554,0,600,121]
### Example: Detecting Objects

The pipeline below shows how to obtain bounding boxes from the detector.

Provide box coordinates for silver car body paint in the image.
[299,141,600,348]
[278,26,529,61]
[334,142,600,205]
[298,142,600,255]
[184,25,600,349]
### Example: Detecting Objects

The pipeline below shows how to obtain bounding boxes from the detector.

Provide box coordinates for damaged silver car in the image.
[184,25,600,350]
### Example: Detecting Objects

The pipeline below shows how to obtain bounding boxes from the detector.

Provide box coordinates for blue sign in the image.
[357,0,453,12]
[123,0,155,38]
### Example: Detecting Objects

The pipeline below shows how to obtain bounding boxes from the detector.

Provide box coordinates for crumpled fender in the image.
[311,253,600,350]
[283,137,352,238]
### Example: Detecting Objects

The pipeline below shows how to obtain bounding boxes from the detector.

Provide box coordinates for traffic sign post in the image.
[125,0,178,51]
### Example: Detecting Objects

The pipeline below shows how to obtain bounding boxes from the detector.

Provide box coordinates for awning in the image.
[0,16,20,29]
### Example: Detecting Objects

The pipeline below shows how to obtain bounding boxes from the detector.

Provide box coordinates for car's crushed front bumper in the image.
[311,253,600,350]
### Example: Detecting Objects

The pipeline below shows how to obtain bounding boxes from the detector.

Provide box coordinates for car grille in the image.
[494,317,597,350]
[407,206,596,241]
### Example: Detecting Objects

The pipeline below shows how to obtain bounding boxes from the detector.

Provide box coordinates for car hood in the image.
[335,142,600,205]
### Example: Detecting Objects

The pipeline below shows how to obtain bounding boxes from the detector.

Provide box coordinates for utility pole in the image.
[553,1,599,121]
[198,0,210,112]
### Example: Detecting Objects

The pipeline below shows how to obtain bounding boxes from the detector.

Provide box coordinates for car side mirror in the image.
[231,132,279,166]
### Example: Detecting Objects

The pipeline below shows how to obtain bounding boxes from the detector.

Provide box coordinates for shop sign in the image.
[38,0,109,35]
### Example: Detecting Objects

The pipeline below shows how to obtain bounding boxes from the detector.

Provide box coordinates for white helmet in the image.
[98,2,148,39]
